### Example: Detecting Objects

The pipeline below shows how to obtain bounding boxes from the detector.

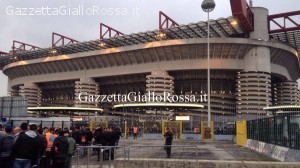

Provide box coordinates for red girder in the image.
[230,0,254,32]
[0,51,7,56]
[52,32,79,47]
[12,40,40,55]
[100,23,124,40]
[159,11,179,30]
[268,10,300,34]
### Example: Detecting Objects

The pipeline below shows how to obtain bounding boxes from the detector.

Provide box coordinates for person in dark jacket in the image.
[71,126,81,144]
[51,129,69,168]
[0,125,14,168]
[164,127,174,158]
[86,128,93,144]
[30,124,47,168]
[114,127,122,146]
[107,128,117,160]
[94,127,107,161]
[14,122,28,143]
[64,130,76,168]
[77,128,89,157]
[11,125,42,168]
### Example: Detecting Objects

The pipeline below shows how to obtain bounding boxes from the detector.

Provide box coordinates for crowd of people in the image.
[126,126,142,139]
[0,123,122,168]
[72,126,122,161]
[214,127,236,135]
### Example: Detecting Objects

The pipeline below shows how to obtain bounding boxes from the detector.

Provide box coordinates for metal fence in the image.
[72,145,198,168]
[73,145,126,168]
[247,112,300,150]
[0,96,27,118]
[71,143,280,168]
[10,120,72,128]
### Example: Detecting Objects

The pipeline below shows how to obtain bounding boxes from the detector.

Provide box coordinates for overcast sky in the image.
[0,0,299,96]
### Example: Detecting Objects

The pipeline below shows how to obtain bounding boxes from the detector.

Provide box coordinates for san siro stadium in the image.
[0,2,300,133]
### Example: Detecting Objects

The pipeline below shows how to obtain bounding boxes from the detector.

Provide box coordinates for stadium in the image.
[0,0,300,131]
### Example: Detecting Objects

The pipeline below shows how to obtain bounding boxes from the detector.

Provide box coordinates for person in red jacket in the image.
[133,126,138,139]
[44,127,56,168]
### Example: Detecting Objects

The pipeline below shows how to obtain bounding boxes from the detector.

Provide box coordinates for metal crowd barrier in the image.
[71,143,300,168]
[74,145,126,168]
[73,145,198,168]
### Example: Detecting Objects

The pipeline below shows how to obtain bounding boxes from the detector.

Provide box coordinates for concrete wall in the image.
[245,139,300,162]
[113,159,300,168]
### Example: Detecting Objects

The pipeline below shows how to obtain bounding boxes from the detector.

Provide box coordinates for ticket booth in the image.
[201,121,214,140]
[162,121,182,140]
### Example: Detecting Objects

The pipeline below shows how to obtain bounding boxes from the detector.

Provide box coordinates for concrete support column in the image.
[244,47,270,72]
[74,78,99,108]
[298,89,300,104]
[249,7,269,40]
[7,78,19,96]
[236,7,272,115]
[19,83,41,107]
[8,89,19,96]
[274,81,299,105]
[236,71,272,114]
[146,70,174,98]
[244,7,271,72]
[244,7,270,73]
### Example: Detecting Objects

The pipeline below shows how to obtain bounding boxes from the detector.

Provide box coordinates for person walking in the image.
[133,126,138,139]
[114,127,122,146]
[44,127,56,168]
[71,126,81,144]
[0,125,15,168]
[95,127,107,161]
[13,127,21,141]
[51,129,69,168]
[14,123,28,143]
[129,127,133,137]
[85,128,93,145]
[164,127,173,158]
[107,128,117,160]
[78,128,88,157]
[31,124,47,168]
[11,124,42,168]
[64,130,76,168]
[0,124,5,135]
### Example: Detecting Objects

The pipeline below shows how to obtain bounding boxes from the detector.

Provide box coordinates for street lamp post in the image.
[201,0,215,128]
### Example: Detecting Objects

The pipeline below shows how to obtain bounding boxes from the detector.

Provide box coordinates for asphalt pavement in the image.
[72,137,276,167]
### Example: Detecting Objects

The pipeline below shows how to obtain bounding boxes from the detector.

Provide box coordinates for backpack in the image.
[0,135,14,157]
[67,137,76,155]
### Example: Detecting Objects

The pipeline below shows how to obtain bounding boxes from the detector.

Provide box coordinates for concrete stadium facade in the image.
[1,7,300,121]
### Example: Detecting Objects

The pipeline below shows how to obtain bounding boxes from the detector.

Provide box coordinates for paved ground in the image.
[72,138,276,167]
[124,138,276,161]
